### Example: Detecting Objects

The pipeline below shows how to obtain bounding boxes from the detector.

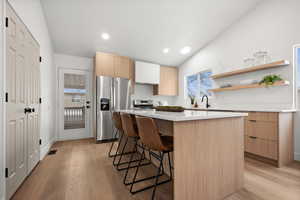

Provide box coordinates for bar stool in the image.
[127,116,173,200]
[108,112,123,158]
[109,112,139,169]
[115,113,151,171]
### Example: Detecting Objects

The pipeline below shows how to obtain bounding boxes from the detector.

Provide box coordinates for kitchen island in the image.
[120,110,248,200]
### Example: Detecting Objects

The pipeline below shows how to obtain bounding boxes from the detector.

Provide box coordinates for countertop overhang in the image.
[185,107,297,113]
[120,110,248,122]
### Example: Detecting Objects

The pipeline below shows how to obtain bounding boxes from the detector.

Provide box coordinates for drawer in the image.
[248,112,278,122]
[245,136,278,160]
[246,120,278,141]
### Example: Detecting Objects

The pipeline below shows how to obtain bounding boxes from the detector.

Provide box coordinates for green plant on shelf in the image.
[259,75,282,86]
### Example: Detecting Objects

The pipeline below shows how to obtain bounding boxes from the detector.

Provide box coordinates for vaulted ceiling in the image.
[41,0,262,66]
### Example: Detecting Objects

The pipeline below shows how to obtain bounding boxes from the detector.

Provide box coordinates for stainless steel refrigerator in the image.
[96,76,131,141]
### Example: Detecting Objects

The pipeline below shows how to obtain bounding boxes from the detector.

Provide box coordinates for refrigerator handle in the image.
[113,78,117,111]
[111,79,114,111]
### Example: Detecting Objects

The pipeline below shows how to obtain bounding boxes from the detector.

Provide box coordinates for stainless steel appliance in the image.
[133,99,154,109]
[96,76,131,141]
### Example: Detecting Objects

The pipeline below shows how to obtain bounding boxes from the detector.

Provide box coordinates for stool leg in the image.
[167,152,173,180]
[112,132,124,164]
[130,148,145,193]
[123,138,137,185]
[115,137,128,167]
[151,153,165,200]
[160,152,165,175]
[129,151,171,194]
[115,139,151,171]
[108,129,118,157]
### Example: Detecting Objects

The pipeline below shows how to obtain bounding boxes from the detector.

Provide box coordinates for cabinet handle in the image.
[249,120,257,122]
[249,136,257,139]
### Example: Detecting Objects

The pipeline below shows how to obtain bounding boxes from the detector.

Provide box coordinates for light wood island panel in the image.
[174,117,244,200]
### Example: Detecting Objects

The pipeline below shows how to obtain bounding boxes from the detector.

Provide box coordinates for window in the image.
[186,70,213,99]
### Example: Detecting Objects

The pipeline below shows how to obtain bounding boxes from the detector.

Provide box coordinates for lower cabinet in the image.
[244,112,294,167]
[245,136,278,160]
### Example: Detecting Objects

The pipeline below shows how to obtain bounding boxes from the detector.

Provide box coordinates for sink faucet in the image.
[201,95,210,109]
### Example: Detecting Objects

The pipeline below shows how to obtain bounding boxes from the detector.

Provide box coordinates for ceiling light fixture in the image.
[180,46,191,55]
[101,33,110,40]
[163,48,170,54]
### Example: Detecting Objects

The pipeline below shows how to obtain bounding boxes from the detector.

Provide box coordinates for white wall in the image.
[132,84,176,106]
[8,0,56,160]
[54,53,94,140]
[176,0,300,160]
[0,0,5,198]
[54,53,94,71]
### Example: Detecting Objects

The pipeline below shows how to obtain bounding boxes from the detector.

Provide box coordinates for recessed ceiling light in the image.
[180,46,191,55]
[163,48,170,54]
[101,33,110,40]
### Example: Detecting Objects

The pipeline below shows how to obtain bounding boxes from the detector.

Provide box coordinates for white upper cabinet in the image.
[135,61,160,84]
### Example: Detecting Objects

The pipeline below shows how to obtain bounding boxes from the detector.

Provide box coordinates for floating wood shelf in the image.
[210,80,289,92]
[211,60,289,79]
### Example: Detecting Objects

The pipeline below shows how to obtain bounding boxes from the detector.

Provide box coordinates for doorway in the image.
[58,69,92,141]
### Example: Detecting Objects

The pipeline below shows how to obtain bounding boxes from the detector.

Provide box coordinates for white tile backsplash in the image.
[131,84,176,106]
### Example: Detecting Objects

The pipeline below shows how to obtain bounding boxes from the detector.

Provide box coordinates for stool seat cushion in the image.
[161,136,173,152]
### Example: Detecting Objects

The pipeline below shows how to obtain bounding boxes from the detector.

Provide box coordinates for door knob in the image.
[32,108,35,113]
[24,108,32,114]
[86,105,90,109]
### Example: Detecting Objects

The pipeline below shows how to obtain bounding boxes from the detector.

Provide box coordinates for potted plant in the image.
[259,75,282,86]
[188,94,195,106]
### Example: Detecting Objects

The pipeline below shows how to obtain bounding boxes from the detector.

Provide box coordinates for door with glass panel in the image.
[58,69,92,140]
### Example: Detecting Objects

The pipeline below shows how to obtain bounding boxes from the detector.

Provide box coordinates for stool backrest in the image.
[120,113,139,137]
[135,116,165,151]
[112,112,123,131]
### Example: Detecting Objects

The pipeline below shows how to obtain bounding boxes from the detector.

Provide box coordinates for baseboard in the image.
[57,135,94,141]
[40,138,55,160]
[295,152,300,161]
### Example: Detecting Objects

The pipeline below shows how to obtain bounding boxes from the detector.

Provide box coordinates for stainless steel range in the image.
[133,99,154,110]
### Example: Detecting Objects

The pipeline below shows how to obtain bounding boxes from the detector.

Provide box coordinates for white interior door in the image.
[58,69,92,141]
[5,4,40,199]
[6,5,28,198]
[26,32,40,173]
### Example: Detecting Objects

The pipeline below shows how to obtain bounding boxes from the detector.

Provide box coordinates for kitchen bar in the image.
[121,110,248,200]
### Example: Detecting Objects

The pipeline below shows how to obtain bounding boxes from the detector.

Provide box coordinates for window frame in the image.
[184,69,214,100]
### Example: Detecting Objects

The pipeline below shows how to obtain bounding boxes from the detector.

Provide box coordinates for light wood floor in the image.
[11,139,300,200]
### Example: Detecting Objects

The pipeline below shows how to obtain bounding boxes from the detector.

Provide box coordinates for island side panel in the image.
[174,117,244,200]
[278,112,294,167]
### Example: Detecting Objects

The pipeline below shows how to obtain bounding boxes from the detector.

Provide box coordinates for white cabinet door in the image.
[135,61,160,84]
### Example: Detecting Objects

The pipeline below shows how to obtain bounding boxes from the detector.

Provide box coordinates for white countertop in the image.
[186,107,297,113]
[120,110,248,122]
